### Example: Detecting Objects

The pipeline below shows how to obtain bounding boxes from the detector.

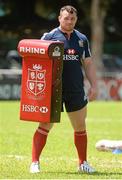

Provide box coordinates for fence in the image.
[0,69,122,101]
[0,69,21,100]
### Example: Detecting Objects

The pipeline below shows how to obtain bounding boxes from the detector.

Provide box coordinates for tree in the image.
[90,0,111,71]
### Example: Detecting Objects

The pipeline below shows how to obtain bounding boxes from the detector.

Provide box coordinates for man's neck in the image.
[59,26,73,39]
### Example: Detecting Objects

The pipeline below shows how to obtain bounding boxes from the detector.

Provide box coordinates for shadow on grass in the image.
[43,171,122,176]
[66,171,122,176]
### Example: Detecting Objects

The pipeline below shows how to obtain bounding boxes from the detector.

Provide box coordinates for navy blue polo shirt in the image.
[41,27,91,93]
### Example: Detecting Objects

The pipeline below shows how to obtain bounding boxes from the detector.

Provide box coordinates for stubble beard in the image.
[61,25,74,33]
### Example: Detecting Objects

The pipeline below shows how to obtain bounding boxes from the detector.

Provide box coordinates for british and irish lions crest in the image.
[27,64,46,96]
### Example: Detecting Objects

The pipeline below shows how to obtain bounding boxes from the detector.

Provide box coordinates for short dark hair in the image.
[60,5,77,15]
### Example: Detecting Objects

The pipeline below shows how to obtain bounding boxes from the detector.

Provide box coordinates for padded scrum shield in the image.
[48,43,64,122]
[18,39,64,123]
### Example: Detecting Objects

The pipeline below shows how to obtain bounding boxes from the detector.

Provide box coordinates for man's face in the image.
[58,10,77,32]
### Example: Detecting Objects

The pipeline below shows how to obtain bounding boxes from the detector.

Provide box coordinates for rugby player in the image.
[30,5,97,174]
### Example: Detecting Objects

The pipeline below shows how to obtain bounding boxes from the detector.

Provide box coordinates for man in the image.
[30,5,97,174]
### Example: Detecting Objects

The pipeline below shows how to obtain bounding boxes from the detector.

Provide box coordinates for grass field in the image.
[0,101,122,179]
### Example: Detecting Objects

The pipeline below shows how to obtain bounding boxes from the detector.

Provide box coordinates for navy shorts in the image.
[62,92,88,112]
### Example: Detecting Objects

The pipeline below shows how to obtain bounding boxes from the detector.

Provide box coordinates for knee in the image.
[73,121,86,132]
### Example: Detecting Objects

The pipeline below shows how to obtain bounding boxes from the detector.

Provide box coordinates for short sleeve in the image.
[40,33,50,40]
[82,37,91,59]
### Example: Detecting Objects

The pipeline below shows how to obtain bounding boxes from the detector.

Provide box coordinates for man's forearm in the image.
[83,59,97,88]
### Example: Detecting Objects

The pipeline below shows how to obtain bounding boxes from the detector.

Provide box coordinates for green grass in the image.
[0,101,122,179]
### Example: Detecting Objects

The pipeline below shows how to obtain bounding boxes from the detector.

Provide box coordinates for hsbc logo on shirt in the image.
[63,54,79,61]
[67,49,75,55]
[63,49,79,61]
